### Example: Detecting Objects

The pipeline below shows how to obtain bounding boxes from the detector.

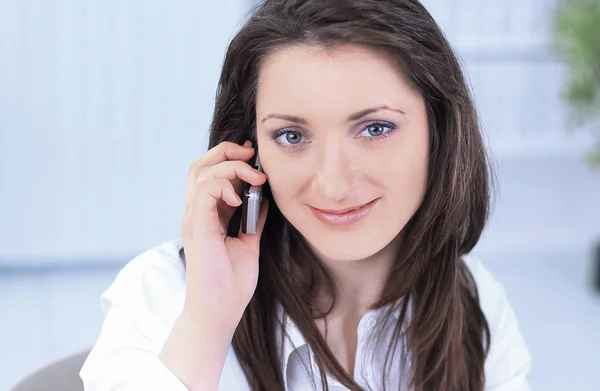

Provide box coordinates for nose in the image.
[311,143,353,202]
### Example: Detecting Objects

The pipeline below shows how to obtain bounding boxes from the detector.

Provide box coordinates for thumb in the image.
[238,198,269,253]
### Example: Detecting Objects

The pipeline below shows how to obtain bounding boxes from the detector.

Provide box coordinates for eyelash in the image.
[270,121,397,150]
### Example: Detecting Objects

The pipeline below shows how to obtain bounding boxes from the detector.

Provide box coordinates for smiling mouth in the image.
[309,198,379,226]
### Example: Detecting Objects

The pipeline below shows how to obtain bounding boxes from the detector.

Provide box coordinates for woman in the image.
[80,0,531,390]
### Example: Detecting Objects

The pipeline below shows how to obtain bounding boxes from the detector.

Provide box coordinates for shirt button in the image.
[363,368,372,379]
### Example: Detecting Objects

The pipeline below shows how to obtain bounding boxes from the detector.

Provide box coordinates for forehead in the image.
[255,44,419,115]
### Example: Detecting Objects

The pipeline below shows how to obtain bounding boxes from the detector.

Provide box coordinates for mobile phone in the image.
[241,153,263,235]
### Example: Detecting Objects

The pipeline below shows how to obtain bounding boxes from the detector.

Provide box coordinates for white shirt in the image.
[80,239,532,390]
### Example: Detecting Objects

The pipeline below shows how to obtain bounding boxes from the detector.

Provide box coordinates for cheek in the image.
[260,151,309,202]
[267,169,295,200]
[378,129,429,209]
[401,145,429,211]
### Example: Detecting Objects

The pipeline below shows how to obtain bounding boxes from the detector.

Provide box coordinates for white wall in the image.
[2,2,599,390]
[0,0,248,263]
[1,0,598,265]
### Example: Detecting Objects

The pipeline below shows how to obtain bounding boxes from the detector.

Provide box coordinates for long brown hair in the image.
[207,0,492,389]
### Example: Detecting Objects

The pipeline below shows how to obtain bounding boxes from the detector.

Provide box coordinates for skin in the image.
[160,44,430,389]
[255,44,430,373]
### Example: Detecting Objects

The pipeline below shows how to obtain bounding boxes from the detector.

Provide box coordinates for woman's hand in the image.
[180,140,268,330]
[160,140,268,391]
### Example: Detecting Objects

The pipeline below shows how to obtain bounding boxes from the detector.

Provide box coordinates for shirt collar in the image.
[276,300,409,389]
[277,304,306,389]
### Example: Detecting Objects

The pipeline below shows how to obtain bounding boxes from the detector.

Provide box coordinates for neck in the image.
[315,233,403,316]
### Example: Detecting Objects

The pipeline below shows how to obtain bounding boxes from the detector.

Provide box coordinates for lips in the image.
[309,198,379,226]
[314,203,372,214]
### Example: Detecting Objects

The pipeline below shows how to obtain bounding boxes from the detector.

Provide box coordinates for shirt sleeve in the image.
[465,256,533,391]
[79,243,190,391]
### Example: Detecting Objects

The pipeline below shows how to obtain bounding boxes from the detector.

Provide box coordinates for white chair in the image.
[11,350,90,391]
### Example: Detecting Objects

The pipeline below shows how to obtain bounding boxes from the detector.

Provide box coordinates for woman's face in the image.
[256,44,429,262]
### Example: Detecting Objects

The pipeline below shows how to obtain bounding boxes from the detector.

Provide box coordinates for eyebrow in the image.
[260,105,406,125]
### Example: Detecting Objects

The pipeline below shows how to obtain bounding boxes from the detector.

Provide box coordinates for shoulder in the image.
[100,238,187,319]
[80,239,194,389]
[100,238,249,389]
[462,254,508,320]
[462,255,532,390]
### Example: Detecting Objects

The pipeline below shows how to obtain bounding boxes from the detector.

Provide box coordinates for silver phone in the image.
[241,154,263,235]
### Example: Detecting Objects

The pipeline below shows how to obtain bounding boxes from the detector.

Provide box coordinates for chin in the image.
[282,204,406,263]
[304,234,394,263]
[315,247,372,263]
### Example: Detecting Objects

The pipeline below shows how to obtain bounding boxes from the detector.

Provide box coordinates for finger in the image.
[184,178,241,225]
[187,161,266,206]
[183,179,241,246]
[231,177,245,199]
[197,160,266,187]
[238,197,269,253]
[190,141,254,178]
[186,143,256,203]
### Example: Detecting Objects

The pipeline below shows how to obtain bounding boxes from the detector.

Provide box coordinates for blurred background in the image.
[1,0,599,390]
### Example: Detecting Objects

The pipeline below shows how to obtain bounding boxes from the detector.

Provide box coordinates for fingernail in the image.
[243,140,252,147]
[229,188,242,205]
